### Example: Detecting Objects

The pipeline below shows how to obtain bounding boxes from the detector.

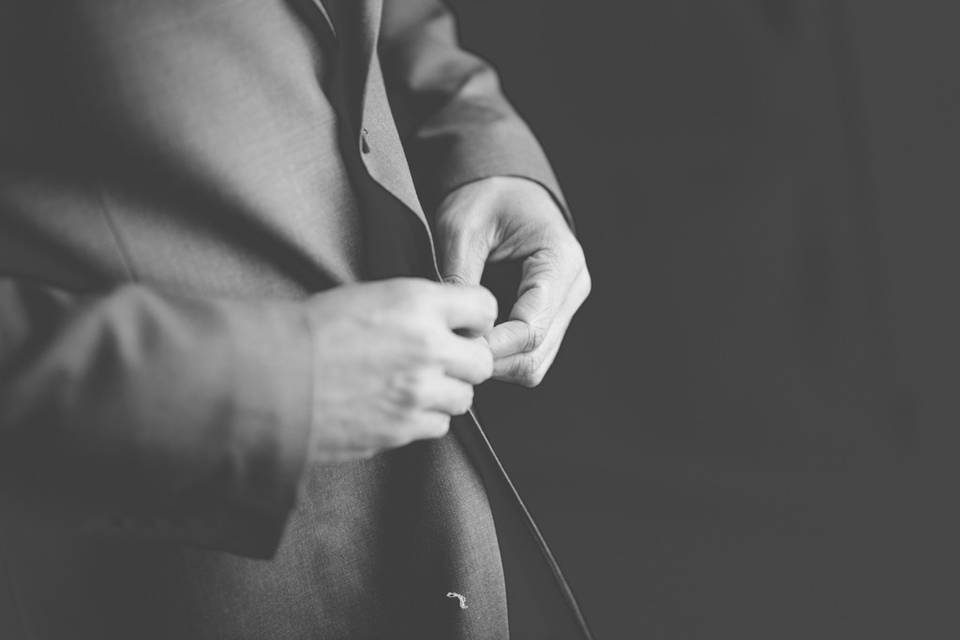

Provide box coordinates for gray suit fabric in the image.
[0,0,590,638]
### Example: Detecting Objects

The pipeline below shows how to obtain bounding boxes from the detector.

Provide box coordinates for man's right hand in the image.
[307,278,497,463]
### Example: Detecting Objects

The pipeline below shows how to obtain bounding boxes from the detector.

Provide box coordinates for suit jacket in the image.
[0,0,591,638]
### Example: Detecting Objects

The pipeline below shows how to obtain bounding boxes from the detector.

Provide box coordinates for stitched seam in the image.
[94,186,140,282]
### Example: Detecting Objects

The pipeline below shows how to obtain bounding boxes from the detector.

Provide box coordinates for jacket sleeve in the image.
[380,1,573,226]
[0,278,314,558]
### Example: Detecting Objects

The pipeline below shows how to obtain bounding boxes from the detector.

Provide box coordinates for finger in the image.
[437,217,492,287]
[492,317,565,387]
[487,254,587,358]
[431,283,498,335]
[485,251,578,358]
[492,268,588,385]
[486,319,540,360]
[421,375,476,415]
[438,334,494,385]
[404,411,452,442]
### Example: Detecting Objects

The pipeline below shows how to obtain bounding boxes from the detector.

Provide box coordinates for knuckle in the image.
[442,273,470,287]
[397,321,440,362]
[408,371,434,407]
[523,369,546,388]
[510,354,544,387]
[413,330,442,362]
[395,386,419,411]
[393,369,432,409]
[523,323,548,352]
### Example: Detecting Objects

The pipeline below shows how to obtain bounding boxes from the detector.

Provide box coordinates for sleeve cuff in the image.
[192,297,315,558]
[411,108,576,234]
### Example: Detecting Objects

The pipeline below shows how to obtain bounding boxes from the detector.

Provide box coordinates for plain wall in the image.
[451,1,957,637]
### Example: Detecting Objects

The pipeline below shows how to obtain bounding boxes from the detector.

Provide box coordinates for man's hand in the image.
[434,176,591,387]
[308,279,496,463]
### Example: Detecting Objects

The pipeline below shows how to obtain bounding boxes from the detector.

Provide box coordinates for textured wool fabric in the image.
[0,1,591,638]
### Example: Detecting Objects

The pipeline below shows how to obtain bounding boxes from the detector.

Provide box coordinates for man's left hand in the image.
[434,176,591,387]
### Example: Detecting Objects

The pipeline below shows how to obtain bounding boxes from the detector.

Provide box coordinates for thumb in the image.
[437,221,491,287]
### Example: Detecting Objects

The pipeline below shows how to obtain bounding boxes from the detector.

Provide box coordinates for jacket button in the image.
[361,127,370,154]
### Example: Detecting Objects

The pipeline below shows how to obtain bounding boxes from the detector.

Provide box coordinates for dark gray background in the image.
[451,1,960,637]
